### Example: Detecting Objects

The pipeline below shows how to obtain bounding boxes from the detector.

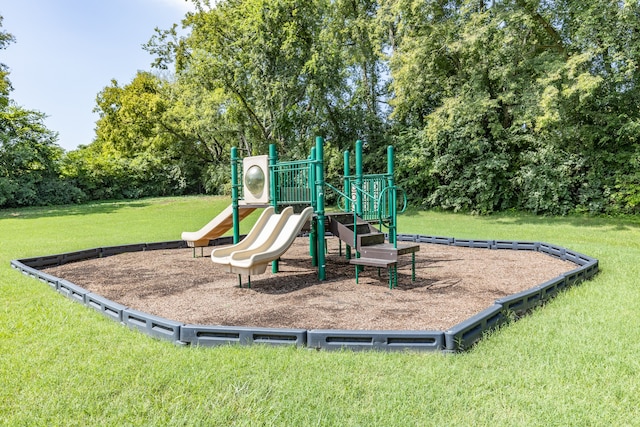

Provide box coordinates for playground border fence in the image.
[10,234,598,353]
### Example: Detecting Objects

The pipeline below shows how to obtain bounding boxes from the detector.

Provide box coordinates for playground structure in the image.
[9,137,600,353]
[182,136,419,288]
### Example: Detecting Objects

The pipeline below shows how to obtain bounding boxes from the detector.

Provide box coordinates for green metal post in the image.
[354,140,363,272]
[310,147,317,209]
[412,252,416,282]
[343,150,352,260]
[315,136,326,281]
[355,140,364,219]
[231,147,241,244]
[387,145,397,247]
[269,144,278,212]
[269,144,279,273]
[309,147,318,267]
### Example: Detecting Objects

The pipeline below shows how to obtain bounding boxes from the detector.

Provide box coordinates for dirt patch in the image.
[44,238,574,331]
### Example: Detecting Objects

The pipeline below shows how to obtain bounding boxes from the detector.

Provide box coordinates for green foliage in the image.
[387,0,640,214]
[0,106,85,207]
[0,16,15,109]
[8,3,640,214]
[72,72,208,199]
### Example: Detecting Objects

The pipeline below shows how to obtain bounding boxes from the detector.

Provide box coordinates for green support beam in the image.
[231,147,240,244]
[315,136,326,281]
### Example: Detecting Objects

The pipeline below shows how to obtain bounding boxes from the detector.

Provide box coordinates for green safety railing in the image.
[326,179,407,249]
[344,174,389,222]
[233,157,245,201]
[270,159,314,204]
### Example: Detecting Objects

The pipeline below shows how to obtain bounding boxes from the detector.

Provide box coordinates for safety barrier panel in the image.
[57,279,89,304]
[102,244,147,257]
[444,304,507,352]
[496,287,543,317]
[145,240,187,251]
[61,248,101,264]
[11,235,599,353]
[453,239,495,249]
[494,241,539,251]
[10,260,40,280]
[307,329,445,352]
[396,234,418,242]
[180,325,307,347]
[563,267,586,288]
[86,292,128,322]
[123,308,183,343]
[416,235,454,245]
[36,271,60,290]
[538,243,566,259]
[582,261,599,279]
[536,276,567,301]
[13,254,63,268]
[561,250,597,268]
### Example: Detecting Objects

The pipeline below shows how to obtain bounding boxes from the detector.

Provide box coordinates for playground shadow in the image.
[488,214,640,231]
[401,207,640,232]
[244,271,321,295]
[246,255,440,294]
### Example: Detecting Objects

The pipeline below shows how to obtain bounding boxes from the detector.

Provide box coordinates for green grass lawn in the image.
[2,196,639,425]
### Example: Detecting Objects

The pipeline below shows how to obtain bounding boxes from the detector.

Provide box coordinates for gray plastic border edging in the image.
[10,235,599,353]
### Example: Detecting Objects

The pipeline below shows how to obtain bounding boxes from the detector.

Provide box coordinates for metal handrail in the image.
[324,182,355,209]
[376,185,408,225]
[324,182,358,250]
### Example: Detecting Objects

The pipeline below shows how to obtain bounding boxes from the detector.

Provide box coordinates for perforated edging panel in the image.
[494,241,539,251]
[307,330,445,352]
[123,309,183,343]
[181,325,307,347]
[102,244,147,258]
[536,276,567,301]
[86,293,128,322]
[453,239,495,249]
[495,286,544,317]
[444,304,507,352]
[57,279,89,304]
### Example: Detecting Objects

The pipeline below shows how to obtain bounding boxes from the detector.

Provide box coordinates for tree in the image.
[86,71,206,197]
[0,15,83,208]
[0,16,15,109]
[387,0,640,214]
[147,0,391,156]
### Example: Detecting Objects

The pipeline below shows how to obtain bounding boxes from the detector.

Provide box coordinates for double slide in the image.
[210,206,314,276]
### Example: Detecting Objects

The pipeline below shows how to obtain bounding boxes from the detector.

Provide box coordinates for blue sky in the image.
[2,0,195,150]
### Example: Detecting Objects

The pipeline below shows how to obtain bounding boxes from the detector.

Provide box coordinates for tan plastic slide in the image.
[227,206,314,276]
[181,205,256,248]
[210,206,292,267]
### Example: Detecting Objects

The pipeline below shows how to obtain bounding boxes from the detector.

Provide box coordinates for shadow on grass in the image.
[485,213,640,231]
[402,207,640,230]
[0,200,151,220]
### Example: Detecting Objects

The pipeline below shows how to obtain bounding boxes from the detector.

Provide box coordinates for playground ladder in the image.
[326,212,418,289]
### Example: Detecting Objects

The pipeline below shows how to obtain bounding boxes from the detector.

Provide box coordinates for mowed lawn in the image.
[1,196,639,425]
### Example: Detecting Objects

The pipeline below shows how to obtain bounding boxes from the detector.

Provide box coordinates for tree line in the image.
[2,1,640,214]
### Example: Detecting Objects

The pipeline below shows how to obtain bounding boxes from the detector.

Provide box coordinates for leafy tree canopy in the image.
[10,1,640,214]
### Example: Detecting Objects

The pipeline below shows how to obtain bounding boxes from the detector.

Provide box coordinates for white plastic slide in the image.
[181,205,256,248]
[228,206,314,276]
[210,206,292,266]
